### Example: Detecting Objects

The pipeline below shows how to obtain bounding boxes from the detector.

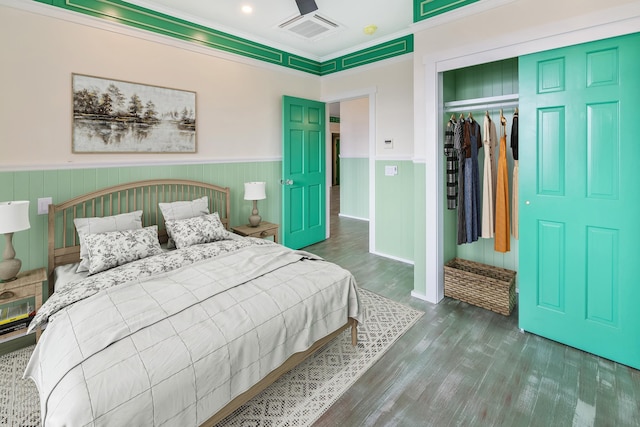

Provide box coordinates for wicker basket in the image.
[444,258,517,316]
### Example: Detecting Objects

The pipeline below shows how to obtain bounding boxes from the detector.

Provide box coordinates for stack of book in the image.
[0,301,35,336]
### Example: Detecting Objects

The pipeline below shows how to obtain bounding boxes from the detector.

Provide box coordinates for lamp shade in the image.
[244,182,266,201]
[0,201,30,234]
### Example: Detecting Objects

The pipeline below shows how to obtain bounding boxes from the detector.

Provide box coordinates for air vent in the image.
[278,14,340,40]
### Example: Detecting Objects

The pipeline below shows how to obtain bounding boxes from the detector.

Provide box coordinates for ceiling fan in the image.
[295,0,318,15]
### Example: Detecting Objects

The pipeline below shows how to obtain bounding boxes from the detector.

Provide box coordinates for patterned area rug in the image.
[0,288,423,426]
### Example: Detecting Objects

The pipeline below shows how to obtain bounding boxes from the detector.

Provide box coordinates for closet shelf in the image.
[443,94,519,113]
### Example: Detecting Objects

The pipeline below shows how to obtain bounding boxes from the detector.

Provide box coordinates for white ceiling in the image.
[126,0,414,61]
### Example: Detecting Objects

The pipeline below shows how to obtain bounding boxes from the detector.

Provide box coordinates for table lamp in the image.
[244,182,266,227]
[0,201,31,282]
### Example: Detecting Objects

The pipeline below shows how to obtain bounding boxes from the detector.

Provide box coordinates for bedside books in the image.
[0,300,35,336]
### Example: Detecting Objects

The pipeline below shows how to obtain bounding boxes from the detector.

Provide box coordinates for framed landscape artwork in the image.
[72,74,196,153]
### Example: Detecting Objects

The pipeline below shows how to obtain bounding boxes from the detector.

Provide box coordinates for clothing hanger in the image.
[459,113,464,120]
[467,112,473,120]
[514,107,519,115]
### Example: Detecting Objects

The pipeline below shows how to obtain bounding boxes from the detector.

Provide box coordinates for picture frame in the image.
[72,74,197,153]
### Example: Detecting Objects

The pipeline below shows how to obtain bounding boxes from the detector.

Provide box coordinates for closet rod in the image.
[443,94,519,113]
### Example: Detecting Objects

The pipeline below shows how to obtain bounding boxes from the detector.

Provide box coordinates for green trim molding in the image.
[34,0,413,75]
[413,0,480,23]
[321,36,413,75]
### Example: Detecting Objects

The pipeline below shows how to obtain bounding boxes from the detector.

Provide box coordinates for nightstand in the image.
[0,267,46,342]
[232,222,279,243]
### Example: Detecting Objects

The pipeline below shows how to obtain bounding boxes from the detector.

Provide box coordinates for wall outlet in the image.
[38,197,53,215]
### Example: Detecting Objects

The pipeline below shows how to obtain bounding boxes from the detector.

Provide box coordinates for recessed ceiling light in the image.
[242,5,253,14]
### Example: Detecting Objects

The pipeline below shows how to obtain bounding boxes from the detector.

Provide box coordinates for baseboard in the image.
[338,213,369,221]
[370,250,414,265]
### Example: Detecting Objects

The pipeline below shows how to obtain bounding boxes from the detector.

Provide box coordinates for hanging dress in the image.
[481,113,497,238]
[494,115,510,252]
[444,118,458,210]
[455,117,467,244]
[463,117,482,244]
[511,111,519,239]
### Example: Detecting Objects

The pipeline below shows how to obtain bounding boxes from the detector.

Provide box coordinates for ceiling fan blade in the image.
[295,0,318,15]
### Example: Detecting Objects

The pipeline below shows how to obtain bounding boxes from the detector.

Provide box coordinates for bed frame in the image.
[47,179,230,294]
[46,178,357,426]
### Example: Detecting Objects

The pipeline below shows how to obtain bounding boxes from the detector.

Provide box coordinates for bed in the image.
[23,179,360,427]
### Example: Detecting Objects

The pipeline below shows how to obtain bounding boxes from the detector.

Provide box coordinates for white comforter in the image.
[24,239,361,426]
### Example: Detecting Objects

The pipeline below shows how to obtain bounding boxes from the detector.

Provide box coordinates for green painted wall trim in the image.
[413,0,481,23]
[33,0,413,75]
[320,35,414,75]
[34,0,320,74]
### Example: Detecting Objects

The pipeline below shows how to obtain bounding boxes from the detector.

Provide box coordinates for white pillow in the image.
[165,212,228,249]
[74,210,143,273]
[159,196,209,248]
[84,226,163,275]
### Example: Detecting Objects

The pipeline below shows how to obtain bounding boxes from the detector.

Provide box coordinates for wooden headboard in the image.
[47,179,231,294]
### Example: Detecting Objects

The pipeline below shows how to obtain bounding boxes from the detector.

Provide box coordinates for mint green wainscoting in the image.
[338,157,369,220]
[374,160,414,262]
[0,161,282,297]
[413,162,426,296]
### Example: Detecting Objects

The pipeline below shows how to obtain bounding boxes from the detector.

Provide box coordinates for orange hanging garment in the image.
[494,114,510,253]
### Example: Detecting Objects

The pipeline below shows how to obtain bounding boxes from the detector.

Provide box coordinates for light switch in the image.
[384,138,393,149]
[38,197,53,215]
[384,165,398,176]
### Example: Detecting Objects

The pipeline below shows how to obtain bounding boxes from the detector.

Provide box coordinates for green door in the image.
[282,96,326,249]
[519,33,640,369]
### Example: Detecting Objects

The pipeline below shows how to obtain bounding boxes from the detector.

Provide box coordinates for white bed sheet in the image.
[27,239,360,426]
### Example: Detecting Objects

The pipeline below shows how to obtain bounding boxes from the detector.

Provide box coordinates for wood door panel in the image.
[519,32,640,369]
[586,102,619,199]
[282,96,326,249]
[537,107,565,195]
[536,220,565,313]
[585,226,618,326]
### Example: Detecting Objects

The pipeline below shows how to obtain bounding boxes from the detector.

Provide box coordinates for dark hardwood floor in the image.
[304,187,640,427]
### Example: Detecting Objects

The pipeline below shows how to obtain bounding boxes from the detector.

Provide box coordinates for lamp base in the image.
[248,214,262,227]
[248,200,261,227]
[0,258,21,282]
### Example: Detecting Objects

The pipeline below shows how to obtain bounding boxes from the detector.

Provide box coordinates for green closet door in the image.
[518,32,640,369]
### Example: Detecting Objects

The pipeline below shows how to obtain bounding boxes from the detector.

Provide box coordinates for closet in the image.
[440,33,640,370]
[442,58,519,283]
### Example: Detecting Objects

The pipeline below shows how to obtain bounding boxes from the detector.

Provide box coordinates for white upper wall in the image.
[321,57,414,159]
[0,4,320,169]
[339,98,369,158]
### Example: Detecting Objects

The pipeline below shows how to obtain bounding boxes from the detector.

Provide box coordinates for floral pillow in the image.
[83,226,163,275]
[165,212,228,249]
[74,210,143,273]
[159,196,209,248]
